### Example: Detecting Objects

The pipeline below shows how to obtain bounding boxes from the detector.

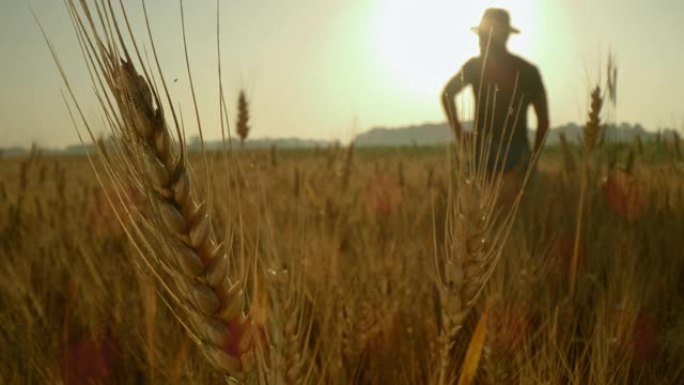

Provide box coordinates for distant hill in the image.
[353,122,677,147]
[546,122,666,144]
[2,123,678,156]
[352,122,472,146]
[0,147,28,158]
[62,143,97,156]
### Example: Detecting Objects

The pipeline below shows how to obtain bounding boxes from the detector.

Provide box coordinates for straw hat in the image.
[471,8,520,34]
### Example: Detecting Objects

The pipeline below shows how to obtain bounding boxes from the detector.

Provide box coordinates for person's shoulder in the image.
[508,54,540,74]
[463,56,482,70]
[456,56,481,83]
[508,54,545,94]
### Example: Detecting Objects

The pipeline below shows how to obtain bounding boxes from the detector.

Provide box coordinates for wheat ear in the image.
[583,86,603,153]
[570,84,605,297]
[52,1,260,376]
[433,161,522,384]
[115,61,258,373]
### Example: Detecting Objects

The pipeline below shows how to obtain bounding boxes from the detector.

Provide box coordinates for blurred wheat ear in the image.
[432,91,538,384]
[39,0,263,379]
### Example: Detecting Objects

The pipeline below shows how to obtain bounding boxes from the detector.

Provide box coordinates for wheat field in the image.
[2,141,683,384]
[1,1,684,384]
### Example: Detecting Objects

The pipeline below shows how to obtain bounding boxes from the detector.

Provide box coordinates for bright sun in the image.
[370,0,537,99]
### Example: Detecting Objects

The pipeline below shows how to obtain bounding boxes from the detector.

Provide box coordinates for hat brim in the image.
[470,26,520,34]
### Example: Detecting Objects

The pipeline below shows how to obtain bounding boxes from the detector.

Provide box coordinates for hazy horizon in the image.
[2,0,683,148]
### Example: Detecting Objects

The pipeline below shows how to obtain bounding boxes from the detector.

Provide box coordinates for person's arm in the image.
[441,71,467,140]
[532,93,549,154]
[531,69,549,154]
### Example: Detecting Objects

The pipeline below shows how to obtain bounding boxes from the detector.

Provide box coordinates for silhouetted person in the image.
[442,8,549,176]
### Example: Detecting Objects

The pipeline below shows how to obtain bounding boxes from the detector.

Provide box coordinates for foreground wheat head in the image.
[46,0,267,379]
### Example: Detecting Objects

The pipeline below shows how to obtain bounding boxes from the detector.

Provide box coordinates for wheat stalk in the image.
[673,131,682,160]
[634,134,644,155]
[397,160,405,187]
[341,143,354,190]
[270,144,278,168]
[0,181,7,204]
[559,132,576,176]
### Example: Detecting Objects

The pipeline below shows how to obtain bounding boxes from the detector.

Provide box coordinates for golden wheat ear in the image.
[48,0,261,378]
[113,61,259,373]
[432,151,522,384]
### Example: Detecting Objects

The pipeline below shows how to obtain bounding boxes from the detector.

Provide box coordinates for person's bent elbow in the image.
[441,86,453,105]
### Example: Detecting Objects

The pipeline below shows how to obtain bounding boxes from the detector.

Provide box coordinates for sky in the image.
[1,0,683,148]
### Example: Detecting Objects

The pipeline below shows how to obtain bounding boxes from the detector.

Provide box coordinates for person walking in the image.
[442,8,549,183]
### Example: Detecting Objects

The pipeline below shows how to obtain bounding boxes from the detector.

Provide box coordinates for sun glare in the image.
[370,0,539,100]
